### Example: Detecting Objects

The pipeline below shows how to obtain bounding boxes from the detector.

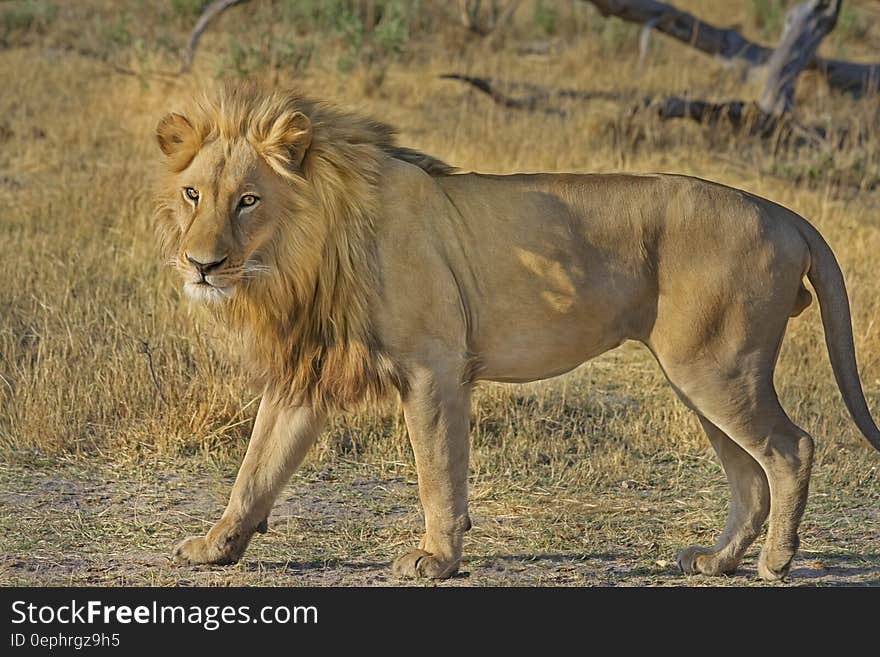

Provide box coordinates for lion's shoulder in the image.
[378,156,448,207]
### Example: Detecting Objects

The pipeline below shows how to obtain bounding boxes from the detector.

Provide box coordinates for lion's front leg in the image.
[392,365,472,580]
[173,394,325,566]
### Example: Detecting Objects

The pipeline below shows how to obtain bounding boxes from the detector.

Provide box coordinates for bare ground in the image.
[2,457,877,587]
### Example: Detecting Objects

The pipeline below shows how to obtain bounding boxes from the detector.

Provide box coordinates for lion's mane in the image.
[155,85,453,409]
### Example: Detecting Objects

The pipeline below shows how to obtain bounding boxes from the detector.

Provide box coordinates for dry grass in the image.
[0,0,878,586]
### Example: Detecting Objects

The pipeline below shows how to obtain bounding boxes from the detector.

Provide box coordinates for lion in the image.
[155,84,879,582]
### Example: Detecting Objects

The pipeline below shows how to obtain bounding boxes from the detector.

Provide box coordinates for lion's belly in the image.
[472,305,629,384]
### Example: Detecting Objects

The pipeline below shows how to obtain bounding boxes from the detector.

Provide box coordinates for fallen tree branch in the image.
[442,73,844,149]
[581,0,879,96]
[650,97,751,127]
[181,0,251,73]
[585,0,771,66]
[643,97,831,150]
[443,71,716,122]
[440,73,632,112]
[440,74,567,115]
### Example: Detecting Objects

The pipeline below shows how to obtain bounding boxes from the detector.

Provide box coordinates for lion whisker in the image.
[243,261,271,275]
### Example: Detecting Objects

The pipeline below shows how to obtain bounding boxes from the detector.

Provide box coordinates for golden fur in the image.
[155,86,450,410]
[157,85,879,581]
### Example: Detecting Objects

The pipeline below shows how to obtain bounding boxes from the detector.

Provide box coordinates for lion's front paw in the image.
[172,535,237,566]
[676,545,737,577]
[391,549,459,580]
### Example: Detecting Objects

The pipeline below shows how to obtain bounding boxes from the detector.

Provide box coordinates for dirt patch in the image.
[1,459,877,587]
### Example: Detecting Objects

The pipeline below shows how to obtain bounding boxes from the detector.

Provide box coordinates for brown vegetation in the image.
[0,0,877,586]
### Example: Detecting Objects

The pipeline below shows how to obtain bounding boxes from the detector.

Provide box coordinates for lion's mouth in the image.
[183,280,234,303]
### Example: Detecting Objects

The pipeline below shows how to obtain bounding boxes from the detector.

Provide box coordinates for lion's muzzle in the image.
[185,253,228,283]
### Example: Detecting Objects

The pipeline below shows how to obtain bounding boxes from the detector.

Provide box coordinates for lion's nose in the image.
[186,253,228,278]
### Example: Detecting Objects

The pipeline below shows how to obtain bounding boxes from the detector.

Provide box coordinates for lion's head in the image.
[154,85,450,408]
[155,115,305,304]
[155,87,344,307]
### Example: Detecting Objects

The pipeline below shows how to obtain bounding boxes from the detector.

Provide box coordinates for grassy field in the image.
[0,0,878,586]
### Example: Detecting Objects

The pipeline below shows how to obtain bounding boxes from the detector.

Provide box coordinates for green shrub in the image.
[169,0,206,19]
[98,13,132,48]
[533,0,557,36]
[374,1,410,56]
[751,0,789,39]
[1,0,58,41]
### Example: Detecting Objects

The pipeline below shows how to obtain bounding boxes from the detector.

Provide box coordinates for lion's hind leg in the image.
[676,416,769,576]
[650,233,815,581]
[658,355,814,582]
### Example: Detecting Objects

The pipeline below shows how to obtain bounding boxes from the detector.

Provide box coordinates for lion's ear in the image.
[156,113,199,169]
[156,113,196,155]
[259,110,312,173]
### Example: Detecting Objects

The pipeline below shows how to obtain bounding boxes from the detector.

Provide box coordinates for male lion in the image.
[155,85,879,581]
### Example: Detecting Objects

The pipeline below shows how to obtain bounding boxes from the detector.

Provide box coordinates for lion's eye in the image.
[239,194,259,209]
[183,187,200,203]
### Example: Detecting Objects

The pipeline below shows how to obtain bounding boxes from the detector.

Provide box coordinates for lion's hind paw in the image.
[391,549,459,579]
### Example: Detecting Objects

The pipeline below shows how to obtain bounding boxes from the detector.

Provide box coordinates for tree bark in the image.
[584,0,772,65]
[581,0,879,96]
[759,0,841,116]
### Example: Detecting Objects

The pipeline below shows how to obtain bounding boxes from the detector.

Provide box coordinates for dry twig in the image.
[181,0,251,74]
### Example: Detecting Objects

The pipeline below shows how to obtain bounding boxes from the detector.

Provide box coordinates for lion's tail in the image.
[797,217,880,452]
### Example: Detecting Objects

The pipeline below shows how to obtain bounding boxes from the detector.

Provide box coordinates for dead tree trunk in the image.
[759,0,842,116]
[581,0,878,97]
